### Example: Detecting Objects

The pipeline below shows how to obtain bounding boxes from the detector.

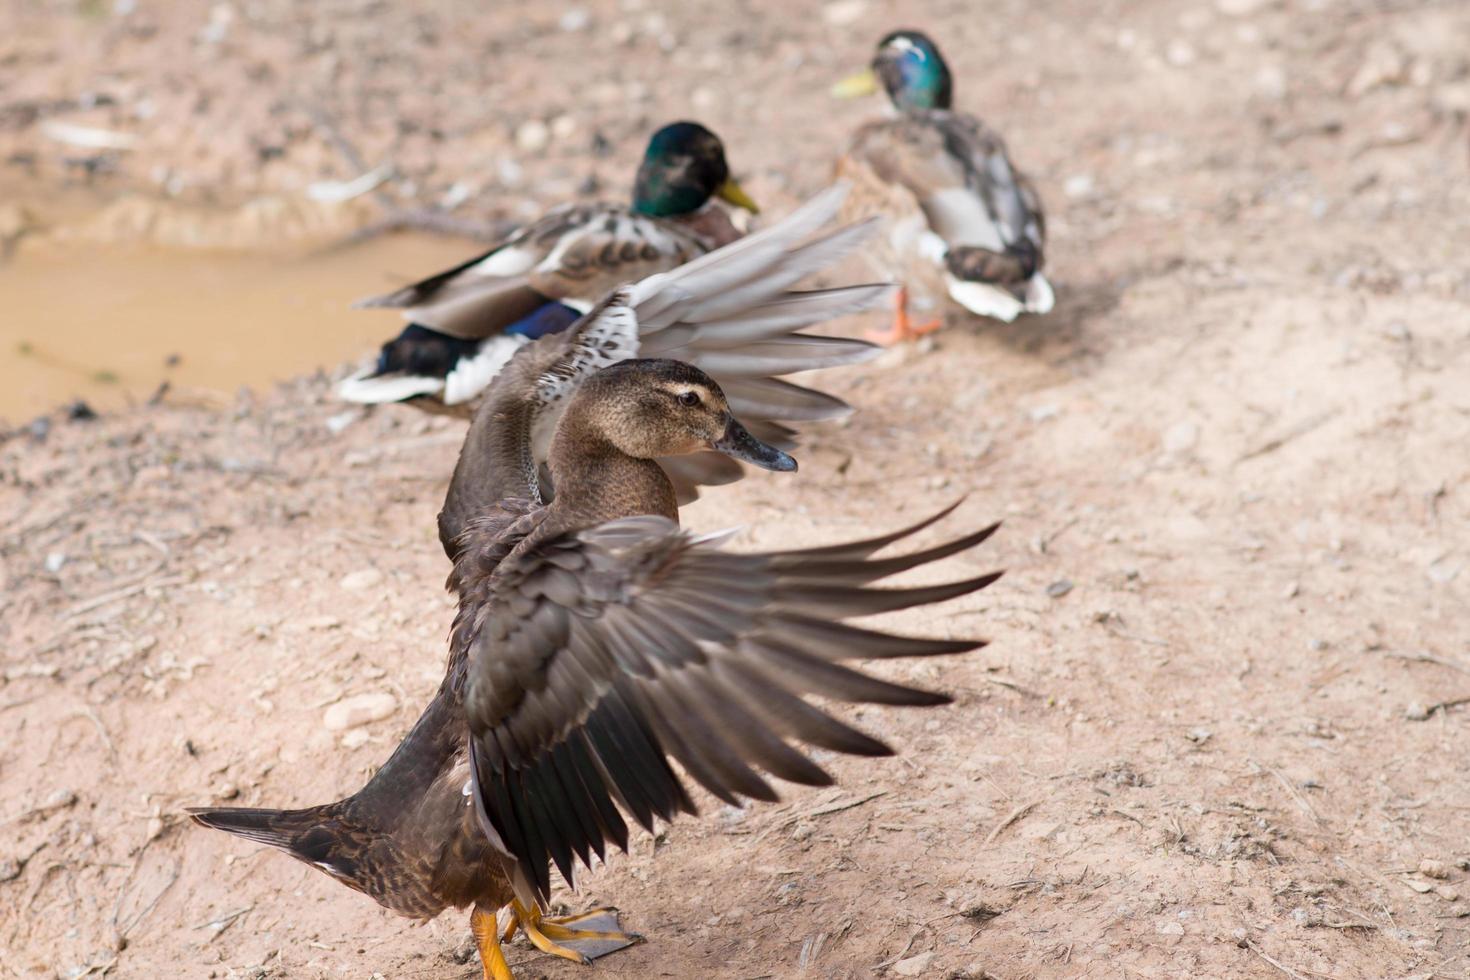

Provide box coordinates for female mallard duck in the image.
[191,356,1001,980]
[834,30,1054,343]
[189,196,1004,979]
[338,120,764,409]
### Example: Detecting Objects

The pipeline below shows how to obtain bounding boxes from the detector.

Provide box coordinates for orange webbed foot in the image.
[865,286,943,345]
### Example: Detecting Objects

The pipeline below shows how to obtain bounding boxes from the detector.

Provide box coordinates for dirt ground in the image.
[3,0,1470,977]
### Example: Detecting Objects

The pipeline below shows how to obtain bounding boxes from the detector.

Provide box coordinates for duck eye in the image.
[676,391,700,407]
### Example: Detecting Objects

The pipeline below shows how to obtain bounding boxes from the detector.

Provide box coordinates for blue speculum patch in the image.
[504,301,583,339]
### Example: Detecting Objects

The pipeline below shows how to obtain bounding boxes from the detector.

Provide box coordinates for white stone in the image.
[1064,174,1095,199]
[892,951,934,977]
[822,0,868,26]
[515,119,550,153]
[1254,64,1288,99]
[1162,420,1198,453]
[1217,0,1270,15]
[339,568,383,591]
[324,692,397,732]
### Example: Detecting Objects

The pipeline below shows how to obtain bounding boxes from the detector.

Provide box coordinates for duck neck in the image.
[670,202,743,249]
[545,413,679,529]
[439,384,541,560]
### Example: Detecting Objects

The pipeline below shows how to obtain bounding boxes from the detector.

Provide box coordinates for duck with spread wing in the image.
[190,189,1003,979]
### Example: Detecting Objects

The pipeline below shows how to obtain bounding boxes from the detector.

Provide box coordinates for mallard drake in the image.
[833,30,1054,343]
[191,354,1002,980]
[189,194,1004,979]
[338,120,764,409]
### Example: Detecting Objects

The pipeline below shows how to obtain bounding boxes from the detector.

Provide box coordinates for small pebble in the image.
[516,119,550,154]
[44,552,67,574]
[66,400,98,422]
[1162,420,1198,453]
[1064,174,1095,199]
[1166,40,1197,67]
[821,0,868,27]
[339,568,383,591]
[892,951,934,977]
[324,692,397,732]
[558,7,590,31]
[1046,580,1074,598]
[1419,859,1450,880]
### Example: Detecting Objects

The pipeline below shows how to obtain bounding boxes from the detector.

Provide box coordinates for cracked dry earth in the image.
[3,0,1470,977]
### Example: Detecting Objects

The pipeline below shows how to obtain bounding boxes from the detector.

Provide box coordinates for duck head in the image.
[570,359,796,471]
[834,30,953,112]
[631,121,760,218]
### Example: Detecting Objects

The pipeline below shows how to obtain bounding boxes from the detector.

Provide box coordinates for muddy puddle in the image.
[0,189,481,424]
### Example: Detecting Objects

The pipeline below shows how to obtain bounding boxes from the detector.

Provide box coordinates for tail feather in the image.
[189,804,365,884]
[187,805,328,852]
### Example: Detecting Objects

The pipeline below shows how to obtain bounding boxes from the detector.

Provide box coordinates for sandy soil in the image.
[3,0,1470,978]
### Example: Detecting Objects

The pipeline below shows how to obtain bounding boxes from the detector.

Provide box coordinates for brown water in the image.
[0,233,477,424]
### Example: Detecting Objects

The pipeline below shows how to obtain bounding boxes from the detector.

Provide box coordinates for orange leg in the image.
[470,906,516,980]
[501,900,642,964]
[866,285,943,345]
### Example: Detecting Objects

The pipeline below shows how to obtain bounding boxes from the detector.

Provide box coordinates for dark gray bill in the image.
[712,417,797,472]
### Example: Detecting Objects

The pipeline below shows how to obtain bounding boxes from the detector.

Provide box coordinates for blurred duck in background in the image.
[833,30,1054,344]
[338,121,762,410]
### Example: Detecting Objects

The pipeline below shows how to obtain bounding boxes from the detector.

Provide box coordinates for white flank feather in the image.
[442,335,530,406]
[337,367,446,403]
[944,275,1024,322]
[1024,273,1055,314]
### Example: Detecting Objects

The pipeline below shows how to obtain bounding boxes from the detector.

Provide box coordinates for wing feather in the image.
[457,504,1000,901]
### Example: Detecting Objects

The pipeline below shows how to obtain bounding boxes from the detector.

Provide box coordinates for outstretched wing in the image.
[455,504,1001,902]
[538,184,887,427]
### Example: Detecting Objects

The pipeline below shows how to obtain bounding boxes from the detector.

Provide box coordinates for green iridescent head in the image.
[850,30,954,112]
[631,121,759,218]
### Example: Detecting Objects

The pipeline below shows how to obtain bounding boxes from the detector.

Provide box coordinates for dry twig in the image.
[985,799,1043,845]
[1235,409,1341,464]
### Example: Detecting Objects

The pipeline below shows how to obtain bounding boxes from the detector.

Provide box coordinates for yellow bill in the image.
[716,177,760,214]
[831,67,879,99]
